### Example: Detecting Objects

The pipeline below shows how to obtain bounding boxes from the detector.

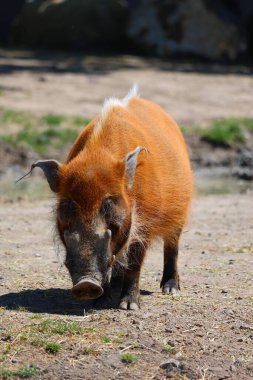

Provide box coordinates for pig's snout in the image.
[71,277,103,300]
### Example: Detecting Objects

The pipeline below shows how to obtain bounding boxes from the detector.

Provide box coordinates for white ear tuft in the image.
[125,146,146,188]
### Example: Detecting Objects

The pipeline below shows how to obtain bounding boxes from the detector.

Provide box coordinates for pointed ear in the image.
[32,160,61,192]
[124,146,147,188]
[16,159,61,192]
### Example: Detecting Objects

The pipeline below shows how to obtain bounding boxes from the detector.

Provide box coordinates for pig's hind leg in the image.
[160,233,181,297]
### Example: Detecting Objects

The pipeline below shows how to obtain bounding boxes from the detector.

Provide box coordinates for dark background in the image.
[1,0,253,62]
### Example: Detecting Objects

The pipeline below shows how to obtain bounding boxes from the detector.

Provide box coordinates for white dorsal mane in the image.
[93,84,139,136]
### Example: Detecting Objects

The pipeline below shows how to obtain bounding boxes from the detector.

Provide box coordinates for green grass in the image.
[17,306,28,312]
[0,366,43,379]
[243,117,253,131]
[3,343,12,354]
[1,126,79,154]
[180,117,253,147]
[200,119,246,146]
[0,108,90,156]
[32,339,61,354]
[162,344,177,354]
[41,114,89,126]
[0,109,89,128]
[36,319,84,335]
[41,114,68,126]
[120,352,138,364]
[1,107,252,154]
[0,109,32,127]
[30,314,42,320]
[102,335,111,344]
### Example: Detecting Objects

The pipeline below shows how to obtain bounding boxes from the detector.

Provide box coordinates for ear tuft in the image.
[16,159,61,193]
[124,146,147,188]
[32,159,61,192]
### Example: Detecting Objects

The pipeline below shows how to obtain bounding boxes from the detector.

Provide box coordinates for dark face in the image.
[57,194,131,300]
[25,146,145,300]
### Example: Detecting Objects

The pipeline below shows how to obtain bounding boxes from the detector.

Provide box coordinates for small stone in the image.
[163,339,175,347]
[160,358,180,370]
[221,289,228,294]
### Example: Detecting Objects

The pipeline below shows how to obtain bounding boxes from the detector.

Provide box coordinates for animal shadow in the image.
[0,283,153,315]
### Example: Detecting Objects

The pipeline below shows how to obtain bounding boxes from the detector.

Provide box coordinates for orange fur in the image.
[58,97,193,247]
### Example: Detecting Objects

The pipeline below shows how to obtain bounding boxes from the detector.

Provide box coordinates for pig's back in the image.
[100,98,193,236]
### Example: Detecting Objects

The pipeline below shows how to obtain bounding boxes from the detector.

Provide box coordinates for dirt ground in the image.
[0,193,252,379]
[1,50,253,124]
[0,50,253,379]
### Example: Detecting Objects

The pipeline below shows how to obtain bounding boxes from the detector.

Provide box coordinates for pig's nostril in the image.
[71,278,103,300]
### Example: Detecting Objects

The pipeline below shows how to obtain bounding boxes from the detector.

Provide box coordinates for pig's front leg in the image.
[119,242,146,310]
[94,277,112,309]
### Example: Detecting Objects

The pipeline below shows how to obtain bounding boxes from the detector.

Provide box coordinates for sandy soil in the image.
[0,193,252,379]
[1,50,253,124]
[0,50,253,379]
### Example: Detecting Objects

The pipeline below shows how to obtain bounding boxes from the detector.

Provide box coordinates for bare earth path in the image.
[0,193,252,379]
[0,50,253,379]
[1,50,253,124]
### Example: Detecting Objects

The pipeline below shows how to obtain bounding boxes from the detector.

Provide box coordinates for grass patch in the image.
[162,344,177,354]
[70,116,89,126]
[30,314,42,320]
[41,114,68,126]
[120,352,138,364]
[3,343,12,354]
[17,306,28,312]
[41,114,89,126]
[243,117,253,131]
[45,341,61,354]
[1,126,79,154]
[0,108,90,156]
[36,319,84,335]
[0,366,43,379]
[180,117,253,147]
[0,109,32,127]
[32,339,61,354]
[102,335,111,344]
[200,118,247,146]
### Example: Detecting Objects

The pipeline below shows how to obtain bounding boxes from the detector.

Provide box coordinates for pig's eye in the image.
[57,199,78,225]
[101,196,118,218]
[101,196,126,230]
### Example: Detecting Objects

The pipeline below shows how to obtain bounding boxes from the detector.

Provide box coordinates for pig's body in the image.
[67,97,192,245]
[27,87,193,310]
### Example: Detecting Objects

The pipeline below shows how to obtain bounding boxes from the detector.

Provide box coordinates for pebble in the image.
[160,358,180,370]
[163,339,175,347]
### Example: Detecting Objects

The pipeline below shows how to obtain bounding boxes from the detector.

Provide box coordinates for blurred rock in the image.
[232,167,253,181]
[127,0,240,60]
[12,0,128,49]
[2,0,253,60]
[238,150,253,168]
